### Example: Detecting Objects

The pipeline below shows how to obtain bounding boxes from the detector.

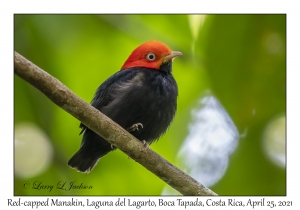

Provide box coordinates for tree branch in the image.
[14,51,217,196]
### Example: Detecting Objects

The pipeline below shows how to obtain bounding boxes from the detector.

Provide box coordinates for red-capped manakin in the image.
[68,40,182,173]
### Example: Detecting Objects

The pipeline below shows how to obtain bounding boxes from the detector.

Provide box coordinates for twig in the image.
[14,51,217,196]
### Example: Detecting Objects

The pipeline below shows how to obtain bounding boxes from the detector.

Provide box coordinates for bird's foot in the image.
[127,123,143,132]
[142,140,149,148]
[128,140,148,159]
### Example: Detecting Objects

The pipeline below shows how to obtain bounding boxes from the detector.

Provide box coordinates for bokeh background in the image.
[14,14,286,195]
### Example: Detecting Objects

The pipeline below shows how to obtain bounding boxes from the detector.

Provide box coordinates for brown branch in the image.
[14,51,217,196]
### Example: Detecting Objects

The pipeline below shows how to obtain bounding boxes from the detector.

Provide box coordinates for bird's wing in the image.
[79,69,138,134]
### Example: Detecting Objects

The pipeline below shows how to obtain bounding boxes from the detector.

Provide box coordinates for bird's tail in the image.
[68,131,114,173]
[68,146,100,173]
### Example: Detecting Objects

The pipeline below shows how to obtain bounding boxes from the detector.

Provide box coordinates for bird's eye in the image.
[146,53,156,61]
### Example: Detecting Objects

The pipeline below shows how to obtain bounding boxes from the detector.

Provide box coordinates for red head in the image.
[121,40,182,70]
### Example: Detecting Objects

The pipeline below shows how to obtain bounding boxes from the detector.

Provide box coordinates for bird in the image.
[68,40,182,173]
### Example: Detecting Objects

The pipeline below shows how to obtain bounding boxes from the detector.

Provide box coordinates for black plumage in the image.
[68,62,178,173]
[68,40,181,173]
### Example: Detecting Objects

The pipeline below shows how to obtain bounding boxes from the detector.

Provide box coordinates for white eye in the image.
[146,53,156,61]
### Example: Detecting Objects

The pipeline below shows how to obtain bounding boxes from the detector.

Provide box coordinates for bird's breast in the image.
[101,68,178,142]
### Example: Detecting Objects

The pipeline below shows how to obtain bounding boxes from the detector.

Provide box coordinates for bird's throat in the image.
[160,61,173,73]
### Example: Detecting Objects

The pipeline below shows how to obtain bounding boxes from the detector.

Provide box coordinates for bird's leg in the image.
[127,123,143,132]
[126,123,144,160]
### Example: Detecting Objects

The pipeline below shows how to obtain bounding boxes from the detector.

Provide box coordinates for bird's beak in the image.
[163,51,183,62]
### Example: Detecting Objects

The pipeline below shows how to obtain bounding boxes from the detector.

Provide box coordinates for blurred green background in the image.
[14,14,286,195]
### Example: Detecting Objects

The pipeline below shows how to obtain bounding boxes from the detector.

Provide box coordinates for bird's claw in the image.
[127,123,143,132]
[142,140,149,148]
[128,140,148,160]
